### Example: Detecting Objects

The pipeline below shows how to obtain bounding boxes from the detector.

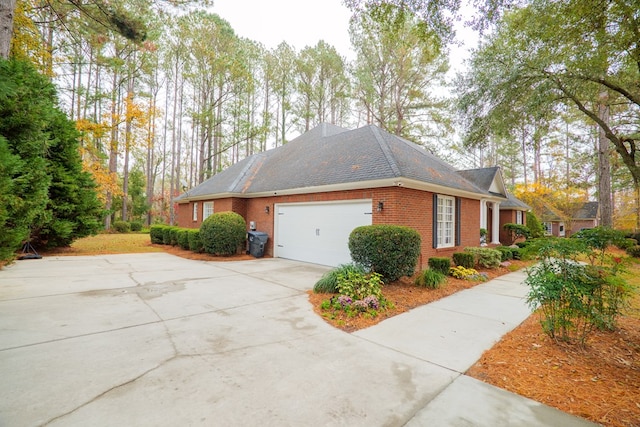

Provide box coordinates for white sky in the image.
[211,0,479,73]
[212,0,355,57]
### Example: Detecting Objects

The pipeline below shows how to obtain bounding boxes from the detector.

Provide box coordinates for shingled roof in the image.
[178,124,506,202]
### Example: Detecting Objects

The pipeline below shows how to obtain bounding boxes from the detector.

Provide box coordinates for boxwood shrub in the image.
[428,257,451,275]
[162,226,177,245]
[188,229,203,252]
[452,252,475,268]
[496,246,514,261]
[200,212,247,256]
[150,225,167,244]
[130,221,143,232]
[177,229,190,250]
[464,247,502,269]
[349,224,421,282]
[113,220,131,233]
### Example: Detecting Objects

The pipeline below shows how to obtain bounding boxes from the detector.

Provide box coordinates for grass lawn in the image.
[41,233,164,256]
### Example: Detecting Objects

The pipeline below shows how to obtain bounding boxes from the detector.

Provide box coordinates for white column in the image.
[479,199,488,245]
[491,201,501,245]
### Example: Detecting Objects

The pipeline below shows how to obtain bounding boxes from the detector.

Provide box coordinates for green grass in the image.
[43,233,163,256]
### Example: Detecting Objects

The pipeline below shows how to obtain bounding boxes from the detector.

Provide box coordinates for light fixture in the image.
[377,201,384,212]
[265,205,270,214]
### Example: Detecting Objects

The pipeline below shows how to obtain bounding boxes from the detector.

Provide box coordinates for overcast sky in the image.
[213,0,354,56]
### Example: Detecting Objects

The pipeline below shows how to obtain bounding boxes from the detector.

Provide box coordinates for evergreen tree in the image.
[0,58,102,259]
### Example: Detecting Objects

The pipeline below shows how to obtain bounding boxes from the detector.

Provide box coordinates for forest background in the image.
[0,0,639,257]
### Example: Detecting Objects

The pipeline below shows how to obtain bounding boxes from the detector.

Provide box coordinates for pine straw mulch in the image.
[467,313,640,427]
[307,260,531,333]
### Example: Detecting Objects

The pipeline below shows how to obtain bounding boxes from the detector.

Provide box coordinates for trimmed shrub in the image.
[414,269,446,289]
[177,229,190,250]
[452,252,475,268]
[511,247,523,260]
[314,264,367,294]
[150,225,167,244]
[496,246,514,261]
[187,229,203,252]
[200,212,247,256]
[169,227,181,246]
[464,247,502,269]
[428,257,451,275]
[113,220,131,233]
[503,223,531,244]
[130,221,143,232]
[162,226,177,245]
[349,225,421,282]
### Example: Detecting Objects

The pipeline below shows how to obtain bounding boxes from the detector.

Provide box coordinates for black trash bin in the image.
[247,231,268,258]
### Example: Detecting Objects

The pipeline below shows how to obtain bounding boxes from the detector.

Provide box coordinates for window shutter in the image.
[433,194,438,248]
[455,197,462,246]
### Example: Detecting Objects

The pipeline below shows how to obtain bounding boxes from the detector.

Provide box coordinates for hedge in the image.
[428,257,451,275]
[177,229,190,250]
[349,224,421,282]
[150,225,167,244]
[188,229,203,252]
[113,221,130,233]
[452,252,474,268]
[464,247,502,268]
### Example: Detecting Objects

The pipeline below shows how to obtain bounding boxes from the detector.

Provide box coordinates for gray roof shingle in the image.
[179,124,504,200]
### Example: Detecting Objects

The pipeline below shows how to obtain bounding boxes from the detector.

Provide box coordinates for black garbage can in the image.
[247,231,268,258]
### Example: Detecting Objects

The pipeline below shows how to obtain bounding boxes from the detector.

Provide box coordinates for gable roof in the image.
[457,167,508,198]
[178,124,508,202]
[501,193,531,211]
[574,201,599,220]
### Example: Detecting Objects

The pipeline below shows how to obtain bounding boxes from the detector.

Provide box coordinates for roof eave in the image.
[176,177,505,202]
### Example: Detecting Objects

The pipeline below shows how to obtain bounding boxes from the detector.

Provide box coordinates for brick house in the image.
[542,201,599,237]
[176,124,527,268]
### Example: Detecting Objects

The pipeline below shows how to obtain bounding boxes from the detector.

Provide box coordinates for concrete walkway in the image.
[0,254,598,426]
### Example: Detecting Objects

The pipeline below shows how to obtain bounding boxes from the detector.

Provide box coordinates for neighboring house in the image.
[176,123,525,268]
[541,201,599,237]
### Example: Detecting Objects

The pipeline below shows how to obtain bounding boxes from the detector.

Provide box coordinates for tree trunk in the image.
[0,0,16,59]
[597,92,613,227]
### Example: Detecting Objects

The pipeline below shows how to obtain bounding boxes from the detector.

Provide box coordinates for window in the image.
[559,222,565,237]
[203,202,214,221]
[544,222,552,235]
[516,210,523,225]
[437,195,455,248]
[193,202,198,221]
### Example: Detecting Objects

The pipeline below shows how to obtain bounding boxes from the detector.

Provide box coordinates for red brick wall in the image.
[177,187,481,270]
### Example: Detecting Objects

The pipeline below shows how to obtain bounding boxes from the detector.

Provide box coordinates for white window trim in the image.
[516,210,523,225]
[193,202,198,221]
[544,222,552,236]
[437,195,455,248]
[203,201,214,221]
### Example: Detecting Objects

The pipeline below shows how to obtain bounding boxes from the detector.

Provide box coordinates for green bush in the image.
[526,211,545,238]
[511,247,523,260]
[464,247,502,268]
[162,226,177,245]
[496,246,513,261]
[626,245,640,258]
[177,229,190,250]
[336,270,384,300]
[503,223,531,244]
[414,269,446,289]
[113,221,131,233]
[452,252,475,268]
[149,225,167,244]
[200,212,247,256]
[314,264,367,294]
[187,229,203,252]
[169,227,181,246]
[130,221,143,232]
[428,257,451,275]
[617,238,637,250]
[349,225,421,282]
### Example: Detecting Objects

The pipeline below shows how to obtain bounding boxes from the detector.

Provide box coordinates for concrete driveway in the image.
[0,253,597,427]
[0,253,461,426]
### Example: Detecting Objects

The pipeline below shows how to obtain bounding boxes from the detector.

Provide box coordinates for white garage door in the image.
[274,200,373,267]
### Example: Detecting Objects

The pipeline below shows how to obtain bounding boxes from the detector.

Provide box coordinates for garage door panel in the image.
[275,201,372,267]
